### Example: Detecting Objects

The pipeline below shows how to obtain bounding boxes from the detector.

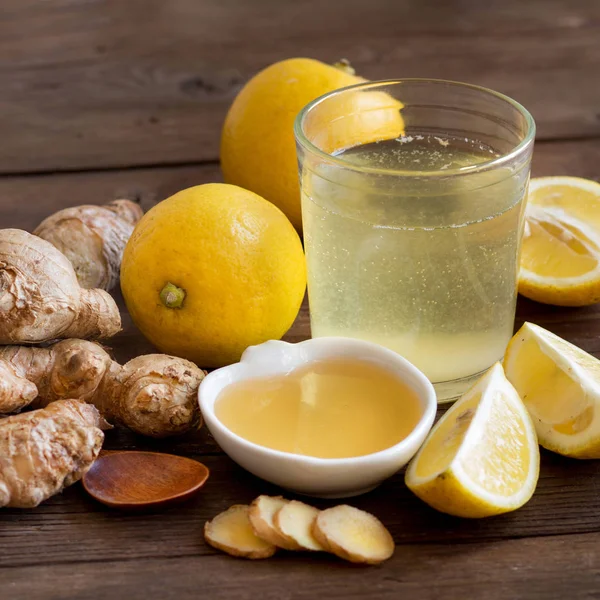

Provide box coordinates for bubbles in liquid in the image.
[335,134,500,172]
[303,134,528,393]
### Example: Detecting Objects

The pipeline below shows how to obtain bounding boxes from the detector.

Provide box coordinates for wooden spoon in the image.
[83,450,210,510]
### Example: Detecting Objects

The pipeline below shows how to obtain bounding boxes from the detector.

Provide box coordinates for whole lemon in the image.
[221,58,404,231]
[121,184,306,368]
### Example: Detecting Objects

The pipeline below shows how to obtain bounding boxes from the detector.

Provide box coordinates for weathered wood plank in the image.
[1,531,599,600]
[0,0,598,173]
[0,163,222,231]
[1,138,598,233]
[1,435,600,567]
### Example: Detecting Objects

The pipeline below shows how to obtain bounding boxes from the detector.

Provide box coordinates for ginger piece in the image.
[0,339,204,438]
[0,229,121,344]
[0,400,109,508]
[248,495,297,550]
[205,504,277,559]
[0,358,37,413]
[34,199,143,290]
[313,505,395,564]
[274,500,324,552]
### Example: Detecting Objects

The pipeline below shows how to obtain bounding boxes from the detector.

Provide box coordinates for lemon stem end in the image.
[160,282,186,309]
[332,59,356,76]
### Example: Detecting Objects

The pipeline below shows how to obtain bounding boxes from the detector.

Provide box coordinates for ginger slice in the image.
[204,505,276,559]
[313,505,395,564]
[248,495,297,550]
[274,500,324,552]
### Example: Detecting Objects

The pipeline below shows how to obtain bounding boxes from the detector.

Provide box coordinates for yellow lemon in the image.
[504,322,600,458]
[120,184,306,368]
[221,58,404,231]
[405,363,539,518]
[519,176,600,306]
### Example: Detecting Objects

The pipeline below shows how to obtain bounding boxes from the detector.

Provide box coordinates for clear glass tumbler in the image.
[295,79,535,401]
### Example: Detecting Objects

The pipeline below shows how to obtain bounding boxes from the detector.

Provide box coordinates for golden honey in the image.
[215,358,423,459]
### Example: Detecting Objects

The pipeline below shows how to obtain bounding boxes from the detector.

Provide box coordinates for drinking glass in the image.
[295,79,535,401]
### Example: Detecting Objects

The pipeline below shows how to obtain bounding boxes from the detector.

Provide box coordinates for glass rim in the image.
[294,78,536,178]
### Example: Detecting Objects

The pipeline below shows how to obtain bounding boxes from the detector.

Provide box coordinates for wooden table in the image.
[1,1,600,598]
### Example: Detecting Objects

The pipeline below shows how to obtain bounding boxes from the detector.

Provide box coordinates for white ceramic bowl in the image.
[199,337,437,498]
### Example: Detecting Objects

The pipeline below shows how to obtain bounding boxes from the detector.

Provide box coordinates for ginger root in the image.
[0,339,205,438]
[0,358,38,414]
[0,229,121,344]
[34,199,143,290]
[204,505,277,559]
[274,500,324,552]
[313,505,395,564]
[0,399,108,508]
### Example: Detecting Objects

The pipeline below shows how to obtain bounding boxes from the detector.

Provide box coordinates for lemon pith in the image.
[519,176,600,306]
[405,363,539,518]
[504,322,600,458]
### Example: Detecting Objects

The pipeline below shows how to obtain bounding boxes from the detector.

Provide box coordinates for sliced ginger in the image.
[274,500,324,552]
[248,495,296,550]
[204,504,277,559]
[207,496,394,564]
[313,505,395,564]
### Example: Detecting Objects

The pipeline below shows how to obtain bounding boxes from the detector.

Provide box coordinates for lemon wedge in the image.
[405,363,539,518]
[519,176,600,306]
[504,322,600,458]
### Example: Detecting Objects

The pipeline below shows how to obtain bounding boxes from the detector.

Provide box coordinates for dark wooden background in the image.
[1,1,600,598]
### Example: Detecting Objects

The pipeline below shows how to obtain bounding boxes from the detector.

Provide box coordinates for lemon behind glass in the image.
[121,184,306,368]
[221,57,404,231]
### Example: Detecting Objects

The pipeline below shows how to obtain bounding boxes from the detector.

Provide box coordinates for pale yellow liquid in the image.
[215,358,423,458]
[302,135,528,397]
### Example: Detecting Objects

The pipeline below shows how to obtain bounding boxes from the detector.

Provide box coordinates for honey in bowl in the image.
[215,357,423,459]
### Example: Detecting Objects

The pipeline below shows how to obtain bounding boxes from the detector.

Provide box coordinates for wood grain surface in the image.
[0,0,599,173]
[2,533,600,600]
[0,0,599,598]
[1,139,598,233]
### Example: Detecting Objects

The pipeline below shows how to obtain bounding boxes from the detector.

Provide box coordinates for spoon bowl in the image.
[83,451,210,510]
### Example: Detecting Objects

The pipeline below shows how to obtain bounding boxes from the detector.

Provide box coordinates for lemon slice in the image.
[405,363,539,518]
[519,176,600,306]
[504,322,600,458]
